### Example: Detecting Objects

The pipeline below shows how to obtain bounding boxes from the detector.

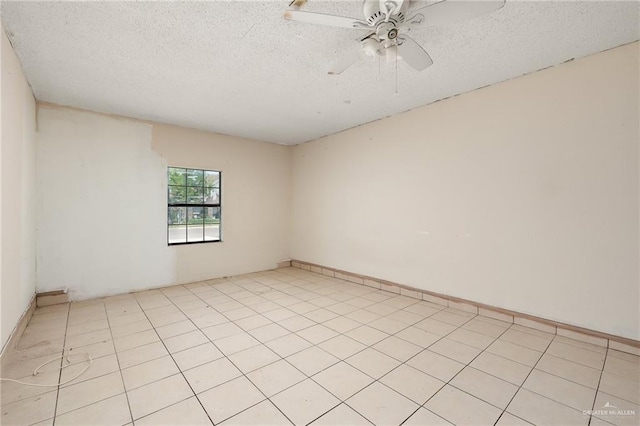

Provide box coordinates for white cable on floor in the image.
[0,351,92,387]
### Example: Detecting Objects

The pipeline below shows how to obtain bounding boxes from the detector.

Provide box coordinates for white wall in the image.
[37,107,174,300]
[1,28,37,352]
[291,43,639,340]
[36,106,291,300]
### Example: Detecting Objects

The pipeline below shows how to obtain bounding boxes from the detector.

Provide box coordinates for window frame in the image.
[167,166,222,245]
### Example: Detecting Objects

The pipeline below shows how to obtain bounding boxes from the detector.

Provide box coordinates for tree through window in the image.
[168,167,221,244]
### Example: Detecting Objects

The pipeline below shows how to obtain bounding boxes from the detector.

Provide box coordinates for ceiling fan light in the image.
[362,38,379,57]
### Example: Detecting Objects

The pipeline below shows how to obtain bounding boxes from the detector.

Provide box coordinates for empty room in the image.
[1,0,638,425]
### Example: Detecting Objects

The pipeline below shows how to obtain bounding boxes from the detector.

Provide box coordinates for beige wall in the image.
[36,107,291,300]
[152,123,291,285]
[291,43,639,340]
[1,28,37,352]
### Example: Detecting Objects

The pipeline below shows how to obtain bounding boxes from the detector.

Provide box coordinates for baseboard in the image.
[0,294,37,369]
[291,260,640,355]
[276,260,292,268]
[36,289,69,307]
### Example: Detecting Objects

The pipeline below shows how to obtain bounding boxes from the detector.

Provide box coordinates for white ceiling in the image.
[1,1,638,145]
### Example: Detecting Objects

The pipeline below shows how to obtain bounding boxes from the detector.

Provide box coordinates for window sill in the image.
[168,240,222,246]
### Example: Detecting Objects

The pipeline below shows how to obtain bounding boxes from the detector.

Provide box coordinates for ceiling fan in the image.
[284,0,506,74]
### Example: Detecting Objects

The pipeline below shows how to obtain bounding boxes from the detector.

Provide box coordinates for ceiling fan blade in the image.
[328,47,362,75]
[411,0,505,27]
[398,36,433,71]
[284,10,368,29]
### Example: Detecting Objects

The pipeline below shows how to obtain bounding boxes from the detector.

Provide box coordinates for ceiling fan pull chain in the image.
[395,46,399,95]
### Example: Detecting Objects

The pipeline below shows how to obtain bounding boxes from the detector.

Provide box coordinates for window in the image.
[167,167,221,245]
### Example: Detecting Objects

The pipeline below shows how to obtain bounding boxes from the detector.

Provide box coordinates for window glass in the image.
[168,206,187,244]
[168,167,221,245]
[204,207,221,241]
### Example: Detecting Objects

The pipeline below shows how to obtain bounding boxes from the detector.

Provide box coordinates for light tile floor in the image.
[1,268,639,425]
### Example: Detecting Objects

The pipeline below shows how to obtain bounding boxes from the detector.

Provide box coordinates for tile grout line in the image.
[101,302,136,425]
[587,343,610,426]
[50,302,71,426]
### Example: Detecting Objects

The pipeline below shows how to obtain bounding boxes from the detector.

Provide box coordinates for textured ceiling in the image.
[1,1,638,145]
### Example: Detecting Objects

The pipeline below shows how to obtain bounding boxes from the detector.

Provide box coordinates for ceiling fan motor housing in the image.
[363,0,408,26]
